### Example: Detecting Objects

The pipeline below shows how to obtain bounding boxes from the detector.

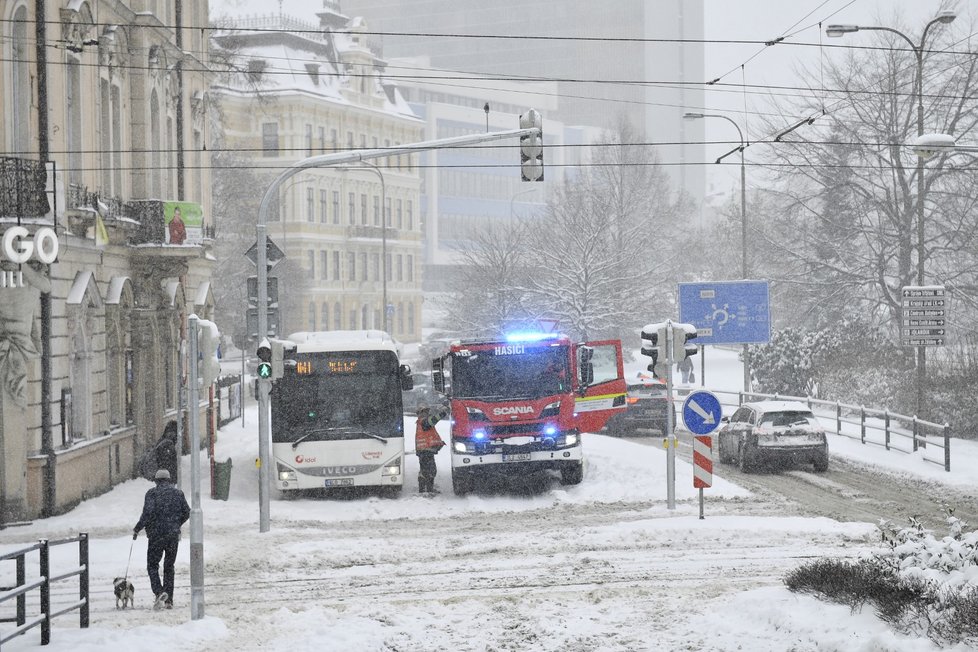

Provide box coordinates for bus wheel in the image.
[560,462,584,485]
[380,485,402,499]
[452,473,473,496]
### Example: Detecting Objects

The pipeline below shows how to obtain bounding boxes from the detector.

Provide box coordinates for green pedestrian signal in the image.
[257,362,272,379]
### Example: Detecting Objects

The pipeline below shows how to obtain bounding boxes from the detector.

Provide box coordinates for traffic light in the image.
[673,322,699,363]
[640,323,668,378]
[270,339,284,380]
[198,321,222,387]
[256,338,272,380]
[519,109,544,182]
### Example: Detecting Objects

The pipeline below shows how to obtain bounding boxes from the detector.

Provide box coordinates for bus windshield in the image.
[451,344,569,400]
[271,350,403,443]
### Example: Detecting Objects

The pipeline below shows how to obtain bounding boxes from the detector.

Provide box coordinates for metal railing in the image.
[0,533,90,648]
[700,390,951,471]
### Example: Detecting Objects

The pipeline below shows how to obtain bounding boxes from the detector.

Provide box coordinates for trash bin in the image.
[213,457,232,501]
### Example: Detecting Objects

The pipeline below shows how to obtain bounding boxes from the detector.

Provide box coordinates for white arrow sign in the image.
[687,399,715,425]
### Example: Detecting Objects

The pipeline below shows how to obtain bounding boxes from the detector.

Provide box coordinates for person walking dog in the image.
[133,469,190,609]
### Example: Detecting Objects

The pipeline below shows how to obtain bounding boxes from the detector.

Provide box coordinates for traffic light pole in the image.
[254,124,542,533]
[664,321,676,511]
[187,316,204,620]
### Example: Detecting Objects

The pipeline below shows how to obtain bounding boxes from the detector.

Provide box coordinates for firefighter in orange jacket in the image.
[415,405,447,494]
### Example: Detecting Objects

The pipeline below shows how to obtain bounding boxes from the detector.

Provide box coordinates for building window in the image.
[407,302,415,335]
[361,305,369,329]
[407,200,414,230]
[373,196,380,226]
[305,124,313,156]
[386,253,392,281]
[397,303,404,334]
[65,57,83,186]
[307,188,315,222]
[262,123,279,157]
[349,310,357,330]
[309,302,317,330]
[334,303,342,330]
[318,126,326,153]
[360,194,368,225]
[332,191,340,224]
[360,253,367,281]
[346,131,354,148]
[308,250,315,279]
[321,303,330,330]
[371,253,380,281]
[331,128,338,152]
[396,254,403,282]
[386,198,392,227]
[407,254,414,282]
[333,251,340,280]
[396,199,402,229]
[348,192,356,225]
[320,251,328,279]
[348,252,356,281]
[150,90,162,197]
[320,190,329,223]
[10,5,31,155]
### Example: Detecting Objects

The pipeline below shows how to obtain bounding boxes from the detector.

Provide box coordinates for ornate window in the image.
[66,272,105,443]
[9,4,31,155]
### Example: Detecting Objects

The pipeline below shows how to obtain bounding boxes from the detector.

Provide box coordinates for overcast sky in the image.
[209,0,976,192]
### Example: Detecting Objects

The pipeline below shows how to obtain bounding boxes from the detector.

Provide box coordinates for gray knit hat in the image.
[154,469,171,481]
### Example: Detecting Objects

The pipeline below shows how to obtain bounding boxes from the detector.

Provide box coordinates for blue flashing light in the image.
[473,430,487,440]
[504,331,560,343]
[543,425,557,436]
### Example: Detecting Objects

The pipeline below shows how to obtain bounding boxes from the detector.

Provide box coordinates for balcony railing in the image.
[0,156,51,219]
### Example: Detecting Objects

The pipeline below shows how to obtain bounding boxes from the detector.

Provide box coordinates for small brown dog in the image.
[113,577,134,609]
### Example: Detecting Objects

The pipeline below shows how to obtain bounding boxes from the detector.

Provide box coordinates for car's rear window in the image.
[628,383,668,398]
[760,410,815,427]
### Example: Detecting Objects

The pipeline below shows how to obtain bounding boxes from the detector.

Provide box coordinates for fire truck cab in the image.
[432,332,626,495]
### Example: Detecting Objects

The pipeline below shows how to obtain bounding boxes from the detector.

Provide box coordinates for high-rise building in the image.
[342,0,705,203]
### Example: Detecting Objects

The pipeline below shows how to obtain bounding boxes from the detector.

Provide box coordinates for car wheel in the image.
[813,451,829,473]
[452,472,473,496]
[718,437,733,464]
[738,441,755,473]
[560,462,584,485]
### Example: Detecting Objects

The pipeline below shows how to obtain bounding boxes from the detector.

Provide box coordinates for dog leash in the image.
[123,537,135,582]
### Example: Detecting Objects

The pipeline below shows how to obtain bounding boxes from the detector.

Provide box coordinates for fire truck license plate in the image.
[502,453,531,462]
[324,478,354,487]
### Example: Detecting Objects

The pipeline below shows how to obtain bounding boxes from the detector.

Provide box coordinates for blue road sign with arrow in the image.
[682,391,723,435]
[678,281,771,345]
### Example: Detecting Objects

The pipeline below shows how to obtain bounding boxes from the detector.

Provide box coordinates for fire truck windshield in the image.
[452,345,569,400]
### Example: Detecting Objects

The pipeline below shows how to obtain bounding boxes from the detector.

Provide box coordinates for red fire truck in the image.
[431,332,626,495]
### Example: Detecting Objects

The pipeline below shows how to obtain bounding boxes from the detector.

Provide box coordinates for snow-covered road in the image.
[8,398,971,651]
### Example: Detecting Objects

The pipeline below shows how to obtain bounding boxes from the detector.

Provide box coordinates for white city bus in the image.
[270,330,413,496]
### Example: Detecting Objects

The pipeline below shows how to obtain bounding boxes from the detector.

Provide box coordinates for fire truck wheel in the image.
[452,472,473,496]
[560,463,584,485]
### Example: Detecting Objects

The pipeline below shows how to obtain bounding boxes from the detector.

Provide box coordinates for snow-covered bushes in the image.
[784,508,978,646]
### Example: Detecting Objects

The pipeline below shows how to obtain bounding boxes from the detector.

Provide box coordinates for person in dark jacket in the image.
[133,468,190,609]
[415,405,447,494]
[155,421,179,483]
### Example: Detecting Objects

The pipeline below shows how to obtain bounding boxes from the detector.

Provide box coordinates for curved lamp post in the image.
[827,12,955,417]
[684,111,750,392]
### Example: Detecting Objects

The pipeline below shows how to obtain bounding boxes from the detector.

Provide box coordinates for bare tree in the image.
[757,7,978,340]
[443,121,691,342]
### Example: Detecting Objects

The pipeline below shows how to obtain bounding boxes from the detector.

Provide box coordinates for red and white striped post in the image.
[693,435,713,519]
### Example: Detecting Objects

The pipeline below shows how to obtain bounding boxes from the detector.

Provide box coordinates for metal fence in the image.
[700,390,952,472]
[0,533,89,648]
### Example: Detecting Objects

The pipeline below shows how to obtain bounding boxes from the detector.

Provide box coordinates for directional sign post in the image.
[681,390,721,520]
[901,285,947,347]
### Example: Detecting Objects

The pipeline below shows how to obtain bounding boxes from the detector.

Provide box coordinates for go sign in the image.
[1,226,60,264]
[257,362,272,379]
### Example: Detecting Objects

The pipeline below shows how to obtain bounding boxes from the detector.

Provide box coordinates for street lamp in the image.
[827,11,955,417]
[684,111,750,392]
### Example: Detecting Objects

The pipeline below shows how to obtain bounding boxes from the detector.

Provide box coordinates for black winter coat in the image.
[135,482,190,540]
